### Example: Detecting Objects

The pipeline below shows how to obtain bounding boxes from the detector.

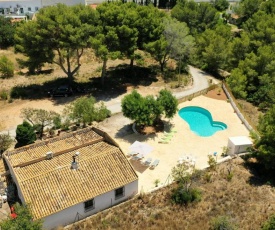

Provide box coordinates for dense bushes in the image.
[262,214,275,230]
[0,134,13,155]
[210,216,238,230]
[64,96,111,126]
[171,163,202,205]
[171,185,201,205]
[0,55,14,78]
[15,121,36,147]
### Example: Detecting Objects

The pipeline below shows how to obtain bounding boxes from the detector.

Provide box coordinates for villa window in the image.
[115,186,125,200]
[28,7,31,11]
[35,7,39,11]
[84,198,94,212]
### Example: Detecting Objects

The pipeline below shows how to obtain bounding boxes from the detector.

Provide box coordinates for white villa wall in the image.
[42,0,85,7]
[0,0,85,14]
[43,180,138,230]
[0,1,41,14]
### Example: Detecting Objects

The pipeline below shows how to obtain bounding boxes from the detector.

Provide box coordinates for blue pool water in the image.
[178,106,227,137]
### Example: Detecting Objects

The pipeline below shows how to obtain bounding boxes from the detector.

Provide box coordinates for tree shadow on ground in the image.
[114,124,134,138]
[129,159,150,173]
[115,125,159,144]
[91,64,158,102]
[9,64,158,104]
[10,77,75,100]
[242,157,275,187]
[114,118,171,144]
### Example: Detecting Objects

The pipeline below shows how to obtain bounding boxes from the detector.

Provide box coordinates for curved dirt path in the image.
[105,66,211,114]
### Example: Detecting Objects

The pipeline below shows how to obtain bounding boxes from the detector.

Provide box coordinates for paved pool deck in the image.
[99,95,250,193]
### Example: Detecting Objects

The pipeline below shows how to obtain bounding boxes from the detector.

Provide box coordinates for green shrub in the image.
[61,119,71,131]
[208,155,217,171]
[0,134,13,154]
[95,66,102,73]
[171,185,201,205]
[0,203,43,230]
[163,70,176,83]
[262,214,275,230]
[94,102,111,122]
[64,96,110,126]
[135,53,145,66]
[53,115,62,130]
[210,216,237,230]
[227,172,234,181]
[0,90,8,100]
[204,172,212,182]
[0,55,14,78]
[15,121,36,147]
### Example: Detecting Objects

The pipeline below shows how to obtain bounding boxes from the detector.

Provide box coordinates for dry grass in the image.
[236,99,263,127]
[65,158,275,230]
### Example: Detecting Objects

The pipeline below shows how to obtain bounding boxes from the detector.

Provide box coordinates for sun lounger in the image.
[161,136,172,141]
[143,158,152,166]
[127,151,138,157]
[151,159,159,168]
[158,139,170,144]
[168,129,177,133]
[164,131,174,136]
[132,153,143,161]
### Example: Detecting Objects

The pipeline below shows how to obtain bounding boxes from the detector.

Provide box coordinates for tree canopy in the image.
[91,2,165,84]
[0,16,16,49]
[64,96,110,126]
[213,0,230,12]
[226,4,275,110]
[194,24,232,73]
[145,17,194,72]
[21,108,60,139]
[235,0,264,24]
[171,0,220,35]
[15,4,98,81]
[121,89,178,126]
[253,105,275,172]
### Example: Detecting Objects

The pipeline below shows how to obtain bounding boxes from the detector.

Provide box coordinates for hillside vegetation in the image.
[65,158,275,230]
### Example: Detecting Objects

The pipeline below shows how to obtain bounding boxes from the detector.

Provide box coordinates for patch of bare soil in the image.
[205,87,227,101]
[66,157,275,230]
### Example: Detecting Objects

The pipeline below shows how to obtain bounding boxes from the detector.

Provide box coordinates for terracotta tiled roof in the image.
[6,128,102,167]
[5,127,138,220]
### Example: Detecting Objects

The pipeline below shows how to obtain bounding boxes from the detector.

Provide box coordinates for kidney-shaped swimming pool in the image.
[178,106,227,137]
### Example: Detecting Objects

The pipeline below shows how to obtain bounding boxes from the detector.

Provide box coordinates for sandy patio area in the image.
[99,95,250,193]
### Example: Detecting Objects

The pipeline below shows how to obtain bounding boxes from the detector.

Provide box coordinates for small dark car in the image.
[48,85,73,97]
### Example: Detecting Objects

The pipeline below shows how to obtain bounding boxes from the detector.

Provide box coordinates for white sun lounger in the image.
[132,153,143,161]
[150,159,159,168]
[127,151,138,157]
[143,158,152,166]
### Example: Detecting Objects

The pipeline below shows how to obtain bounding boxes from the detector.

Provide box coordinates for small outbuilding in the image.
[227,136,253,156]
